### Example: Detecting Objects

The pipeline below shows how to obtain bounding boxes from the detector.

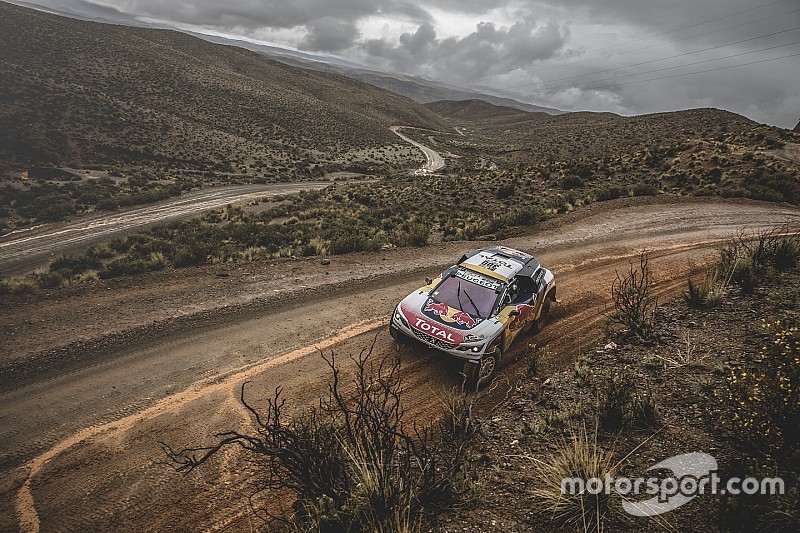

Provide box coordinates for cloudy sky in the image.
[22,0,800,128]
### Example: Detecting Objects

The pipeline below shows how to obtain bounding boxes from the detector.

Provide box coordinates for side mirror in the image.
[509,309,519,317]
[425,277,433,285]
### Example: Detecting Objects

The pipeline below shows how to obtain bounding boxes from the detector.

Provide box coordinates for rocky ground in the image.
[441,262,799,531]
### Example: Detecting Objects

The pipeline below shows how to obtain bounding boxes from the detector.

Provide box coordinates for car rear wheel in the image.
[465,351,499,390]
[531,293,553,334]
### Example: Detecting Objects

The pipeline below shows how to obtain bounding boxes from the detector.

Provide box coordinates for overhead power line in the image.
[537,41,800,92]
[533,0,792,67]
[529,7,800,75]
[534,25,800,86]
[524,51,800,94]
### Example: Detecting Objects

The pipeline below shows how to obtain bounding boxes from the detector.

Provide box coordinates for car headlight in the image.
[394,306,408,327]
[456,344,484,352]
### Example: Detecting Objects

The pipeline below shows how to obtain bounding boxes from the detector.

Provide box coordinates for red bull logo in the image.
[510,304,535,330]
[451,311,476,328]
[424,301,450,316]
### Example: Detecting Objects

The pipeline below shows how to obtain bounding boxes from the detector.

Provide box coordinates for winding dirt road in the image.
[391,126,445,174]
[0,182,334,276]
[1,199,798,531]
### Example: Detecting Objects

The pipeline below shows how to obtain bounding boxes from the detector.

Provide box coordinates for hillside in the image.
[407,101,798,204]
[424,99,540,121]
[243,48,563,115]
[0,2,450,178]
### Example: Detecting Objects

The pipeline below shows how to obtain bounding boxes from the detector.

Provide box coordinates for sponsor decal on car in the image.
[451,311,476,328]
[509,302,536,331]
[478,256,515,271]
[401,301,468,344]
[494,246,532,262]
[455,268,504,290]
[423,299,482,329]
[412,317,463,343]
[424,300,450,316]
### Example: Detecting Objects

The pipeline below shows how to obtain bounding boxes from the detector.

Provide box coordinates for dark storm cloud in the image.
[299,17,360,52]
[22,0,800,127]
[90,0,433,30]
[361,18,568,82]
[547,0,765,30]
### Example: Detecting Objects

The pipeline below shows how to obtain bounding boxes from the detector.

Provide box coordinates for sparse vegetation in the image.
[685,266,729,308]
[434,237,799,530]
[605,253,658,342]
[529,425,618,530]
[163,347,476,531]
[720,321,799,454]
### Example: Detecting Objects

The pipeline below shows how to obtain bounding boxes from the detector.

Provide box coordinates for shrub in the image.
[597,370,635,432]
[605,253,658,342]
[529,425,618,530]
[439,386,476,442]
[720,321,799,454]
[496,183,515,199]
[594,185,627,202]
[35,271,65,289]
[628,392,661,430]
[561,175,584,190]
[684,266,728,308]
[9,276,38,294]
[632,181,659,196]
[163,347,474,531]
[720,228,800,293]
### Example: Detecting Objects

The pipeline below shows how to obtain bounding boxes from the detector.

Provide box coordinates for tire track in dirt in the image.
[15,319,384,532]
[7,201,800,531]
[20,243,714,531]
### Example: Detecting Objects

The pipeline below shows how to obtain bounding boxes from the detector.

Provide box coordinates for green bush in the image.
[35,271,65,289]
[720,321,800,454]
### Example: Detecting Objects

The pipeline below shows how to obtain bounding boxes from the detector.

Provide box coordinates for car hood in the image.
[398,289,502,344]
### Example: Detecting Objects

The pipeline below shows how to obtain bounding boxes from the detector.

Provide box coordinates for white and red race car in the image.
[390,246,556,388]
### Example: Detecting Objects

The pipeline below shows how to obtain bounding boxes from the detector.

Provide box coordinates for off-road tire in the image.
[464,350,500,390]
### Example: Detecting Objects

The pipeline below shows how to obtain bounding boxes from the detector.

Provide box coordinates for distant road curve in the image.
[0,182,333,275]
[390,126,445,175]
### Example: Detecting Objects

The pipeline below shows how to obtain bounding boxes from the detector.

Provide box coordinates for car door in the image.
[499,281,537,353]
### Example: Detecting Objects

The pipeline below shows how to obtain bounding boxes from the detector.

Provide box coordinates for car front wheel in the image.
[465,350,499,390]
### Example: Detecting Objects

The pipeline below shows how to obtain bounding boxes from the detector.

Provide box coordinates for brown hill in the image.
[0,2,450,177]
[425,99,535,119]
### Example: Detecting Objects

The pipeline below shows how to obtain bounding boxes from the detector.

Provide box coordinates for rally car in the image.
[389,246,556,388]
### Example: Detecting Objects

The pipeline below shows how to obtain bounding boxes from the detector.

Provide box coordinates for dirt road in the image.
[391,126,445,174]
[1,199,798,531]
[0,182,334,276]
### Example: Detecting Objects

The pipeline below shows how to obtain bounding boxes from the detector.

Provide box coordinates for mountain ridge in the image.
[0,1,451,178]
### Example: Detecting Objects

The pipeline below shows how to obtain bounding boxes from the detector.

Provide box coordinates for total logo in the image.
[413,318,459,343]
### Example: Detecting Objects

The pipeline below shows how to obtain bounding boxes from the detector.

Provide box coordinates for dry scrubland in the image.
[1,4,799,291]
[0,1,444,229]
[165,230,800,531]
[0,5,798,528]
[437,231,800,531]
[4,102,798,292]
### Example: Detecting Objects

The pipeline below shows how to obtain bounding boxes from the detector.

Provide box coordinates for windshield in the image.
[430,268,505,318]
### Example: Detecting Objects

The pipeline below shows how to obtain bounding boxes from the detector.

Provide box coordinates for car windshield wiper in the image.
[463,288,482,318]
[456,281,466,314]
